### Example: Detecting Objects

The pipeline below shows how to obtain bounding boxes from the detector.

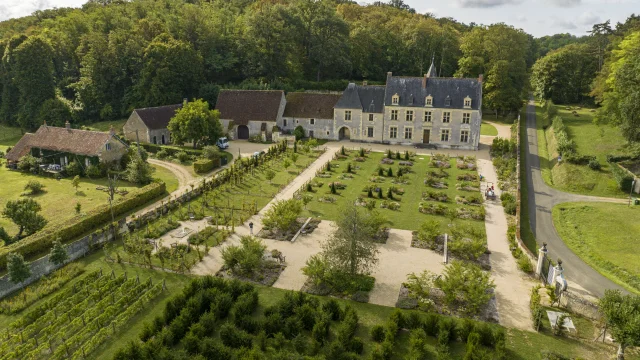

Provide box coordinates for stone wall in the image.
[123,112,150,143]
[0,218,126,300]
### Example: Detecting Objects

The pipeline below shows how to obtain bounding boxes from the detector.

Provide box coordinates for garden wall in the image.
[515,118,537,262]
[0,219,125,300]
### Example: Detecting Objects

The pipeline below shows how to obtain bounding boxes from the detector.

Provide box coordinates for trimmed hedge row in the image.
[193,158,220,174]
[141,143,202,156]
[0,182,166,270]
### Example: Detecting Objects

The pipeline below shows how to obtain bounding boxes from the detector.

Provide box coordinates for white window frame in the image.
[464,97,472,108]
[460,130,469,143]
[310,118,315,125]
[345,111,352,121]
[391,110,398,121]
[441,129,450,142]
[424,111,432,122]
[442,112,451,123]
[462,113,471,124]
[425,96,433,107]
[392,94,399,105]
[404,127,413,140]
[389,127,398,139]
[406,110,414,122]
[367,127,374,138]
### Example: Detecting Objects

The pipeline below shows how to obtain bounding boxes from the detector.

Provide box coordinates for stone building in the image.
[5,122,127,167]
[280,92,342,139]
[215,90,286,140]
[332,62,483,150]
[123,103,182,144]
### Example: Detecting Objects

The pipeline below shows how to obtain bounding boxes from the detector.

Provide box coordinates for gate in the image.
[540,255,553,284]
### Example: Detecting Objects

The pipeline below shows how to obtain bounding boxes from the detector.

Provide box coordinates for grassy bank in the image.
[481,122,498,136]
[553,202,640,295]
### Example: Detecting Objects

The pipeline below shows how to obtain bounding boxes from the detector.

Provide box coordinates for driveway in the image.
[524,99,627,297]
[226,140,273,159]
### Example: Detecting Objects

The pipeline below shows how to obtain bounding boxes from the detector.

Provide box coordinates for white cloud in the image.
[547,0,581,7]
[552,17,578,29]
[516,15,527,22]
[577,11,601,25]
[454,0,522,8]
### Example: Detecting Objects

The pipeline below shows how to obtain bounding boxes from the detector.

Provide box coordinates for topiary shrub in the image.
[588,159,601,170]
[370,324,385,343]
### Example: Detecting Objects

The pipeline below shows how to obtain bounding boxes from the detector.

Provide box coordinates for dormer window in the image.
[445,96,451,107]
[425,95,433,107]
[464,96,472,108]
[392,94,399,105]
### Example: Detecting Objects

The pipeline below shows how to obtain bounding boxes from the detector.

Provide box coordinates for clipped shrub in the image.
[194,159,218,173]
[370,324,385,343]
[588,159,601,170]
[219,323,253,348]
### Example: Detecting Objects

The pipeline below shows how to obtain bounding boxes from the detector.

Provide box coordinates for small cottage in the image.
[215,90,285,140]
[5,122,127,169]
[123,103,182,144]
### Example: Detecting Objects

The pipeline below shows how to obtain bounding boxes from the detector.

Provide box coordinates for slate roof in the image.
[5,133,33,162]
[283,93,341,119]
[334,84,386,114]
[6,126,116,161]
[215,90,284,125]
[133,104,182,130]
[384,75,482,110]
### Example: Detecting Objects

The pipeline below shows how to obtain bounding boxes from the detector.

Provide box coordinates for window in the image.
[445,97,451,107]
[345,111,352,121]
[310,118,315,125]
[464,98,472,108]
[460,130,469,143]
[425,96,433,106]
[85,158,90,167]
[390,127,398,139]
[367,127,374,138]
[462,113,471,124]
[369,114,374,121]
[284,119,287,127]
[404,127,413,140]
[153,136,157,144]
[392,94,399,105]
[443,112,451,123]
[309,130,314,138]
[391,110,398,121]
[424,111,432,122]
[106,143,112,151]
[441,129,450,142]
[327,131,330,135]
[406,111,414,121]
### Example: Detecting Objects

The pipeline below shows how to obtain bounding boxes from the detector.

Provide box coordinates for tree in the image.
[75,202,82,214]
[125,152,154,185]
[283,159,292,172]
[168,99,223,148]
[262,199,302,232]
[321,204,381,276]
[599,290,640,359]
[220,236,267,276]
[37,98,73,127]
[294,125,305,141]
[265,169,276,184]
[49,239,68,266]
[405,270,437,311]
[7,252,31,297]
[12,36,56,131]
[72,175,81,194]
[2,198,47,239]
[595,31,640,142]
[302,194,313,209]
[435,261,495,316]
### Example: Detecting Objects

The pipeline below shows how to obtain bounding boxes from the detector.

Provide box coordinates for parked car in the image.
[216,137,229,149]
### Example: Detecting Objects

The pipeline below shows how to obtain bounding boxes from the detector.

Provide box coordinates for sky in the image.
[0,0,638,37]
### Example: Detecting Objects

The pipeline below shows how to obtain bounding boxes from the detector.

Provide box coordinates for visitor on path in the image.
[249,222,254,235]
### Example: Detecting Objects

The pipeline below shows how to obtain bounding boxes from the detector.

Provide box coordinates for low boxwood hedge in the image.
[0,181,166,270]
[141,143,201,156]
[193,159,220,174]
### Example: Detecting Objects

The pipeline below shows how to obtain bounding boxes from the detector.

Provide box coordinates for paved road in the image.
[524,100,626,298]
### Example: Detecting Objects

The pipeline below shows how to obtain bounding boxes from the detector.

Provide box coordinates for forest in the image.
[0,0,638,140]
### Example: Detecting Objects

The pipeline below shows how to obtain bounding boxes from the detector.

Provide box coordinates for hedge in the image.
[141,143,202,156]
[611,164,635,192]
[0,181,166,270]
[193,159,219,174]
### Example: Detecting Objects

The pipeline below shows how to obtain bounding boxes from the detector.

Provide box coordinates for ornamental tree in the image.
[599,290,640,360]
[49,239,69,266]
[2,198,47,239]
[8,252,31,297]
[168,99,223,148]
[262,199,302,232]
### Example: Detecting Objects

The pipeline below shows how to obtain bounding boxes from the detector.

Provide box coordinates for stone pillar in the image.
[555,259,567,291]
[536,242,548,277]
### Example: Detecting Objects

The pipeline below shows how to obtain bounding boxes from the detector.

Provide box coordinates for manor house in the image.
[219,62,483,150]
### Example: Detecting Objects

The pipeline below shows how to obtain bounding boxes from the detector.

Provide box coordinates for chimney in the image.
[183,98,188,106]
[43,120,47,127]
[65,120,71,130]
[386,72,392,82]
[109,125,116,136]
[478,74,484,83]
[362,80,368,86]
[422,74,427,88]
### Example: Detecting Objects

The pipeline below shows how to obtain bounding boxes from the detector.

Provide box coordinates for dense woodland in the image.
[0,0,639,142]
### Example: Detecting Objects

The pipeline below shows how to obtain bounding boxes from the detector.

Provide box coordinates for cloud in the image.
[454,0,522,8]
[577,11,601,25]
[516,15,527,22]
[552,17,578,30]
[547,0,581,7]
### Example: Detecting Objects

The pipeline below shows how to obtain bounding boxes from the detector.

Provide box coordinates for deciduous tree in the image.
[599,290,640,360]
[49,239,69,266]
[2,198,47,239]
[168,99,223,148]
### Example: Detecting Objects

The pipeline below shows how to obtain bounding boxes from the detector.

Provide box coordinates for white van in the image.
[216,137,229,149]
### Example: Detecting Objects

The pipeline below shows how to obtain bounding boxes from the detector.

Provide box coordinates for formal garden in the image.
[300,147,486,234]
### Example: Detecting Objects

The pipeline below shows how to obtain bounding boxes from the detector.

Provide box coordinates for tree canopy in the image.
[2,198,47,239]
[168,99,223,148]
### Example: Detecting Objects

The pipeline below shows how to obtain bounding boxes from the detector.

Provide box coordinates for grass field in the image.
[0,125,23,152]
[553,202,640,295]
[537,103,627,198]
[0,248,632,360]
[81,119,128,133]
[302,150,486,234]
[151,164,179,193]
[481,122,498,136]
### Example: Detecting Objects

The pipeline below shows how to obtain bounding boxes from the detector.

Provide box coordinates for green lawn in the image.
[553,202,640,295]
[537,103,627,198]
[481,122,498,136]
[151,164,179,193]
[0,125,23,151]
[81,119,128,133]
[0,164,145,237]
[302,151,486,234]
[483,114,517,126]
